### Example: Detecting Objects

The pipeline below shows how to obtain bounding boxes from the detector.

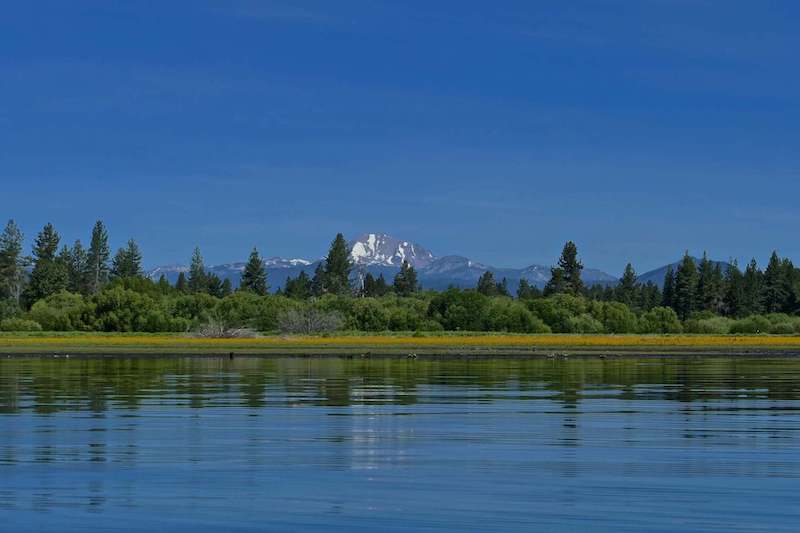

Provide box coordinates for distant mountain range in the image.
[145,233,723,293]
[636,258,732,288]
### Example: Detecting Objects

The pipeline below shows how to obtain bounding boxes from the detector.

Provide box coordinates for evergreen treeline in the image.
[1,220,799,335]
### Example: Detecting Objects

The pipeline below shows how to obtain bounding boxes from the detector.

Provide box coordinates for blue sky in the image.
[1,1,798,275]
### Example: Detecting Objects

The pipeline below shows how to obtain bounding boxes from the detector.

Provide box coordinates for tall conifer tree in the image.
[616,263,638,306]
[187,247,207,293]
[85,220,110,294]
[111,239,143,279]
[557,241,584,295]
[662,265,676,309]
[240,248,268,296]
[741,259,764,316]
[323,234,352,295]
[393,260,418,296]
[0,220,27,303]
[673,253,698,320]
[24,223,68,304]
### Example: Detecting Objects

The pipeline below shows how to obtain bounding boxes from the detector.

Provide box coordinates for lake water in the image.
[1,356,799,532]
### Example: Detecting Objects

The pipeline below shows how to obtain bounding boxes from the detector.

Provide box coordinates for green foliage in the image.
[0,220,26,303]
[730,315,772,335]
[615,263,638,307]
[29,291,89,331]
[556,241,584,295]
[661,266,675,309]
[516,278,541,300]
[639,307,683,334]
[361,272,390,297]
[427,289,490,331]
[285,271,312,299]
[0,317,43,332]
[24,223,69,306]
[240,248,268,296]
[684,316,734,334]
[485,298,550,333]
[566,313,604,333]
[673,253,698,320]
[111,239,143,279]
[86,220,110,294]
[0,299,21,321]
[323,233,352,295]
[598,301,639,333]
[393,261,419,296]
[187,247,207,293]
[476,271,498,296]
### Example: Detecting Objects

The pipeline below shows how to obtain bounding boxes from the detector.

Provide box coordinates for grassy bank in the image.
[1,332,800,356]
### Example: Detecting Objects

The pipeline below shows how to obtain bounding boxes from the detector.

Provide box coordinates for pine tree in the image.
[24,223,68,305]
[0,220,27,303]
[639,282,662,312]
[362,272,377,297]
[66,240,89,294]
[557,241,584,295]
[662,265,676,309]
[496,277,510,297]
[476,271,498,296]
[616,263,638,307]
[187,247,207,293]
[517,278,532,299]
[393,260,419,297]
[741,259,763,316]
[762,251,789,313]
[85,220,110,294]
[176,272,188,293]
[220,278,233,297]
[544,268,567,296]
[375,273,389,296]
[723,259,744,317]
[285,271,312,299]
[240,248,268,296]
[157,274,172,294]
[673,253,698,320]
[310,263,326,297]
[206,273,224,298]
[323,234,352,295]
[696,253,724,313]
[111,239,143,279]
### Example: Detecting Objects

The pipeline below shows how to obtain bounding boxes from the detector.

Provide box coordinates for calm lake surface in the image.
[1,356,799,532]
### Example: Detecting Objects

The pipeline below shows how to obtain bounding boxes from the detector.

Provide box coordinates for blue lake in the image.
[1,356,799,532]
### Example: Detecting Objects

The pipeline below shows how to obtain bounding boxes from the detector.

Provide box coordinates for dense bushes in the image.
[1,281,798,335]
[0,317,42,332]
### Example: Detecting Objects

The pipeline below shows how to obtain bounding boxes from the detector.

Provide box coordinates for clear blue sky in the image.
[1,1,798,275]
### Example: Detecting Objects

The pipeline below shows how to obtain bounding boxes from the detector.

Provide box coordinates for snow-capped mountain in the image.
[349,233,435,268]
[146,233,619,292]
[264,257,312,268]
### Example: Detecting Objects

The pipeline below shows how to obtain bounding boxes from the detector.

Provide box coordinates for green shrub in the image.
[639,307,682,334]
[770,322,796,335]
[597,302,639,333]
[565,313,604,333]
[684,316,734,334]
[29,291,88,331]
[0,318,43,332]
[427,289,489,331]
[730,315,772,334]
[0,299,21,321]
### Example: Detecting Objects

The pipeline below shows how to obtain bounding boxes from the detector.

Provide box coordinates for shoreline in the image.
[2,333,800,358]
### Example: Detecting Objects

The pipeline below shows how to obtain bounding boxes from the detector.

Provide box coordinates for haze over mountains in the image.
[146,233,723,292]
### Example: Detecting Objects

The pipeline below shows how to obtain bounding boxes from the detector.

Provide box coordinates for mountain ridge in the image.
[145,233,717,293]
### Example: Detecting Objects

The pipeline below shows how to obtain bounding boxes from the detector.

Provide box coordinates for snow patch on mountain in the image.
[349,233,435,268]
